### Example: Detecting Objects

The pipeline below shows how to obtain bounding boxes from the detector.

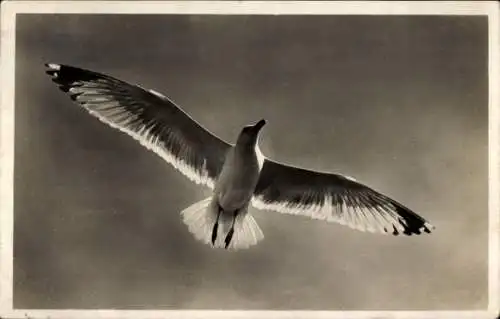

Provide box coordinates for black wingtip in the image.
[69,92,82,101]
[44,63,100,93]
[392,225,399,236]
[390,204,435,237]
[45,63,61,70]
[43,63,106,85]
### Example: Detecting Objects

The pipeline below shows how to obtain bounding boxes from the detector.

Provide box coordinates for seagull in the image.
[44,63,434,250]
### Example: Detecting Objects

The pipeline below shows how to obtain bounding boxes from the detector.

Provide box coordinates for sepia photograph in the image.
[0,1,498,319]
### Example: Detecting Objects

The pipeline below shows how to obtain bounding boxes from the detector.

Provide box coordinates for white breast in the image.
[216,146,263,211]
[255,144,265,171]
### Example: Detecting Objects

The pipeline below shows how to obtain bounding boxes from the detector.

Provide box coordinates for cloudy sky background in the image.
[14,14,488,310]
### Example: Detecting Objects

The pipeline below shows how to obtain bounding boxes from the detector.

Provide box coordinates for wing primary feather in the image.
[365,194,391,233]
[342,192,357,229]
[350,191,372,232]
[348,193,363,230]
[342,194,354,229]
[335,193,347,225]
[357,192,381,233]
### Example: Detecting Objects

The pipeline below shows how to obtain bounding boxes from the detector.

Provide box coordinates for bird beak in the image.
[253,119,267,132]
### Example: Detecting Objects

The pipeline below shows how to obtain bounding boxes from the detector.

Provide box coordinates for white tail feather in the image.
[181,197,264,250]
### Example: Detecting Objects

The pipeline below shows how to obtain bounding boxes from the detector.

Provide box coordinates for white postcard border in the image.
[1,1,498,318]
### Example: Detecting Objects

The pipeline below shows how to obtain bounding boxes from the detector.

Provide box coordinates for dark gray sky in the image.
[14,14,488,310]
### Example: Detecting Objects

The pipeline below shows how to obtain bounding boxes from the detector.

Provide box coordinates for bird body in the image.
[183,121,267,249]
[45,63,434,251]
[216,122,265,212]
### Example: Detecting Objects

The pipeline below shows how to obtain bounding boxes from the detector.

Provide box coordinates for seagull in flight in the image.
[45,63,434,250]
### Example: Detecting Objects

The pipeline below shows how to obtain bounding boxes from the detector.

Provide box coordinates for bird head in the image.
[237,119,267,146]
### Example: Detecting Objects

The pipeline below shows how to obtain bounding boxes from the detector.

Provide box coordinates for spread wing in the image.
[45,63,232,188]
[253,159,434,235]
